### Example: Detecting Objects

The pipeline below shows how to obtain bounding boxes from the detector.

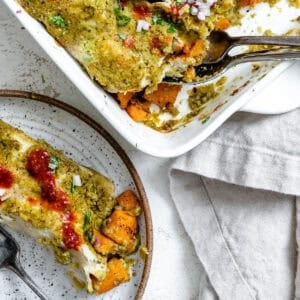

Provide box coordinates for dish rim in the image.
[0,89,153,300]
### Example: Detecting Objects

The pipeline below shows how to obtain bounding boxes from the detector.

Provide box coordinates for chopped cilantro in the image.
[152,15,168,26]
[258,74,266,81]
[152,14,179,34]
[118,15,131,26]
[201,116,210,124]
[114,7,131,26]
[84,211,91,227]
[49,156,59,170]
[49,15,66,29]
[83,53,92,62]
[70,181,75,193]
[167,24,177,33]
[83,211,93,243]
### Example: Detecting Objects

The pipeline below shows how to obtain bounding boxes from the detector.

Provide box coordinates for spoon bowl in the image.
[164,33,300,84]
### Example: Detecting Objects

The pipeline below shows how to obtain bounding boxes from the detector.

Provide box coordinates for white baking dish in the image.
[3,0,300,157]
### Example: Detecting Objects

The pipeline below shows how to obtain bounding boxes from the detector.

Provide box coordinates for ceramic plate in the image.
[0,90,153,300]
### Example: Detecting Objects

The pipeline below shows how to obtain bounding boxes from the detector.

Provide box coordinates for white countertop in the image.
[1,3,299,299]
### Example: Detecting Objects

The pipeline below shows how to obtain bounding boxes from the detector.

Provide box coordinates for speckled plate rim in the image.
[0,89,153,300]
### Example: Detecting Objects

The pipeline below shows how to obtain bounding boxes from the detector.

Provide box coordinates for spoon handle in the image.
[231,35,300,47]
[7,261,48,300]
[229,49,300,66]
[191,49,300,84]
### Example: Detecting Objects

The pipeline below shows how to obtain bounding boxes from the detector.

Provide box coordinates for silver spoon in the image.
[164,32,300,84]
[194,48,300,82]
[165,48,300,85]
[0,225,47,300]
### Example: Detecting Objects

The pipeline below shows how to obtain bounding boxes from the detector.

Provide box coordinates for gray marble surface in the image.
[1,2,300,299]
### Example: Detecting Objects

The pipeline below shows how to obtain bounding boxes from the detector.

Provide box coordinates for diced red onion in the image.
[184,0,217,20]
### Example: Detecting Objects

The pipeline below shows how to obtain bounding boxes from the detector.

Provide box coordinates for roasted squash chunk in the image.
[102,210,138,252]
[93,230,120,256]
[143,83,182,108]
[117,92,134,109]
[116,190,141,216]
[92,258,130,294]
[126,102,149,122]
[214,18,231,31]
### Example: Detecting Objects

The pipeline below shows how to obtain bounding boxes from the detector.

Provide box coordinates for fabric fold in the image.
[172,137,300,198]
[169,109,300,299]
[169,170,256,300]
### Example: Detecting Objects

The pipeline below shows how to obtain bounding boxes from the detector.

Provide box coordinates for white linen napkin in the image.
[169,109,300,300]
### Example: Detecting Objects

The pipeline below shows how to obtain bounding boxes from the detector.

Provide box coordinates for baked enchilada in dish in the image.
[18,0,298,126]
[0,119,142,294]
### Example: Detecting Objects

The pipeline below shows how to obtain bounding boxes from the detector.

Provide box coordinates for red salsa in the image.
[26,149,81,250]
[133,5,152,19]
[120,0,128,7]
[62,211,81,250]
[170,3,187,17]
[26,149,68,210]
[123,36,135,49]
[150,37,164,56]
[0,165,14,189]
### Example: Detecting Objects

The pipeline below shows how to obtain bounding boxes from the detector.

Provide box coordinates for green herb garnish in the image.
[83,211,93,242]
[49,15,66,29]
[84,210,91,226]
[70,181,75,193]
[258,74,266,81]
[83,53,93,62]
[201,116,210,124]
[114,7,131,26]
[152,15,168,26]
[167,24,177,33]
[152,14,178,34]
[49,156,59,170]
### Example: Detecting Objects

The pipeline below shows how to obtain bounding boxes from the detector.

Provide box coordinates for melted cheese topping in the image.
[19,0,218,92]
